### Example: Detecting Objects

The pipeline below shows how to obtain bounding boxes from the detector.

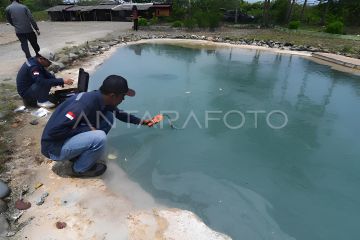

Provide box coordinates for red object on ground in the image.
[56,221,67,229]
[15,199,31,210]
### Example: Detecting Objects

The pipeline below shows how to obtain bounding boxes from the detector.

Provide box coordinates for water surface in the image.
[90,43,360,240]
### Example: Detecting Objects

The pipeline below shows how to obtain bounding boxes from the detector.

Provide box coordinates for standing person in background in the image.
[132,5,139,31]
[5,0,41,59]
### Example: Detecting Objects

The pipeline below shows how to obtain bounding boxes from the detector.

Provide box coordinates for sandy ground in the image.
[1,43,232,240]
[0,21,132,83]
[0,22,233,240]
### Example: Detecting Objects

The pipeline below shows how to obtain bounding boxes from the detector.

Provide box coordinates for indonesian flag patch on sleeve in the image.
[65,112,76,120]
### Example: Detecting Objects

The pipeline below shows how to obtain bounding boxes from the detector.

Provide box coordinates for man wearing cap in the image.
[41,75,154,177]
[16,49,74,108]
[6,0,41,59]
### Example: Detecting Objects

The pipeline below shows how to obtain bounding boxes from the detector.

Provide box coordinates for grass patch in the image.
[172,20,183,28]
[0,83,17,173]
[0,126,11,173]
[243,28,360,58]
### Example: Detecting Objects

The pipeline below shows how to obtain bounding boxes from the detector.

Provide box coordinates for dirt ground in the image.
[0,22,234,240]
[0,21,133,83]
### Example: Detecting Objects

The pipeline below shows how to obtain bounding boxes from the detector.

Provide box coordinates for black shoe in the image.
[71,163,107,178]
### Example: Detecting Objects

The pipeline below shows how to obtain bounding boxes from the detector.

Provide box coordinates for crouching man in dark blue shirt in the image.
[41,75,154,177]
[16,49,74,108]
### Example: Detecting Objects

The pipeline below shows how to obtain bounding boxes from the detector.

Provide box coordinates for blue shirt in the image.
[16,57,64,97]
[41,91,141,158]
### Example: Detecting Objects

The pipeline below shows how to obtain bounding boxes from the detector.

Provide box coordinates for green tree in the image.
[1,0,63,21]
[286,0,296,23]
[169,0,360,27]
[300,0,308,21]
[272,0,288,24]
[262,0,270,27]
[0,0,8,21]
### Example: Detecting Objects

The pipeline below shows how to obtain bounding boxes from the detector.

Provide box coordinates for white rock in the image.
[14,106,26,113]
[107,154,117,160]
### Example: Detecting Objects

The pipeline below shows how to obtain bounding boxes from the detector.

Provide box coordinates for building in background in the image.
[46,2,171,22]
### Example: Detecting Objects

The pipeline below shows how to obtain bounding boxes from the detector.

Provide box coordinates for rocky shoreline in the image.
[49,30,357,74]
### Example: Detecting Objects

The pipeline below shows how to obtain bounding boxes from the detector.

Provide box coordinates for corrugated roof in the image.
[112,3,153,11]
[151,4,171,8]
[93,4,119,10]
[46,3,164,12]
[46,5,74,12]
[99,0,119,5]
[65,5,95,12]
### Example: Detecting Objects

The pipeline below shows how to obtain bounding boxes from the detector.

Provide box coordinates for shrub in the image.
[172,20,183,28]
[162,16,172,22]
[33,11,49,21]
[288,20,300,30]
[208,12,221,30]
[149,16,158,25]
[342,45,352,53]
[194,12,209,28]
[193,11,220,30]
[325,21,344,34]
[138,17,148,26]
[184,18,196,29]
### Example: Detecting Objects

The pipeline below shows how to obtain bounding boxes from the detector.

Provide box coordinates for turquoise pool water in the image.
[90,43,360,240]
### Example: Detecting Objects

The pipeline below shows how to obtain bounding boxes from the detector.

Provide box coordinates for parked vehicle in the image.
[223,10,255,23]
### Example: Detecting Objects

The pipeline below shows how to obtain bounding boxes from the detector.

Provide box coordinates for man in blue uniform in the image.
[16,49,74,108]
[6,0,41,59]
[41,75,154,177]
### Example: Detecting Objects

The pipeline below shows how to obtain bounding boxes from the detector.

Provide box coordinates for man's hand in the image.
[141,119,155,127]
[36,30,40,36]
[64,78,74,85]
[141,114,164,127]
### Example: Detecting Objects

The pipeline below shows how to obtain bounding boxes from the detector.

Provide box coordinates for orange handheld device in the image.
[146,114,164,127]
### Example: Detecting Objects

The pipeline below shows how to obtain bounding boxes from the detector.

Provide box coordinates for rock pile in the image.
[47,32,337,74]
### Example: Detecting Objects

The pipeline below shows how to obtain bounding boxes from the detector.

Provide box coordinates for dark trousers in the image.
[133,19,138,31]
[16,32,40,59]
[22,81,52,106]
